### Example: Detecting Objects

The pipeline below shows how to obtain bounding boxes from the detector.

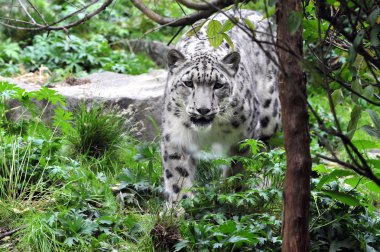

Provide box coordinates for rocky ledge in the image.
[1,69,167,140]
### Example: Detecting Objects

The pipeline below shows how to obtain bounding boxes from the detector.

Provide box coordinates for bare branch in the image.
[131,0,236,26]
[0,226,25,240]
[177,0,214,10]
[17,0,36,24]
[26,0,48,25]
[0,0,113,31]
[0,16,43,26]
[307,100,380,187]
[316,0,380,68]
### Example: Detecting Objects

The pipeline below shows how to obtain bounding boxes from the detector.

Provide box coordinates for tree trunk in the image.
[276,0,312,251]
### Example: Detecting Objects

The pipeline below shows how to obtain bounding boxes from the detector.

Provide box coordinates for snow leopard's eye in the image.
[213,81,224,90]
[183,80,194,88]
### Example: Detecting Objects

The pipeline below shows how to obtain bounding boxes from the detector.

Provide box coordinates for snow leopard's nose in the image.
[196,107,211,115]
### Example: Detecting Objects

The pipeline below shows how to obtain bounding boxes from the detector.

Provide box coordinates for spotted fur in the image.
[161,9,281,202]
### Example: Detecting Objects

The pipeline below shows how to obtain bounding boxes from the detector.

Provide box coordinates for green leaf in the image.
[220,19,236,33]
[344,177,362,188]
[64,237,78,246]
[228,235,249,243]
[187,21,206,37]
[362,125,380,139]
[368,159,380,169]
[364,180,380,194]
[312,164,328,174]
[207,20,223,48]
[240,139,265,155]
[367,109,380,130]
[348,46,357,64]
[368,8,380,26]
[353,30,365,48]
[352,140,380,150]
[317,169,354,190]
[97,216,114,225]
[347,105,362,139]
[222,33,235,50]
[362,85,374,100]
[370,25,380,47]
[332,89,344,105]
[321,190,361,206]
[288,11,302,35]
[243,18,256,37]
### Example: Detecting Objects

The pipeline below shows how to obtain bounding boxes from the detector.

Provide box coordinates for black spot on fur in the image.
[240,115,246,122]
[182,195,188,199]
[231,120,240,128]
[167,102,172,112]
[183,122,191,128]
[165,134,170,142]
[263,99,271,108]
[169,153,181,160]
[175,166,189,177]
[163,151,168,162]
[165,169,173,179]
[269,85,275,94]
[174,109,181,117]
[260,116,270,128]
[231,98,238,107]
[245,90,252,99]
[172,184,181,193]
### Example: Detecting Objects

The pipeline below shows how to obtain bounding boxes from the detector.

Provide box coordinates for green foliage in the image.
[0,78,379,251]
[0,82,65,200]
[206,19,236,49]
[0,32,155,80]
[0,39,21,76]
[176,143,285,251]
[362,109,380,139]
[1,1,380,251]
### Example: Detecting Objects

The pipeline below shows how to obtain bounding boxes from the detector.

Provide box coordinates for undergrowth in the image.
[0,81,379,251]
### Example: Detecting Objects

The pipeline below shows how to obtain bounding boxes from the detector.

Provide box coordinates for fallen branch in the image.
[0,226,25,240]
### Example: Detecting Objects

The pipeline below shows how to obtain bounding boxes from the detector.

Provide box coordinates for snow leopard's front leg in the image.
[161,136,196,203]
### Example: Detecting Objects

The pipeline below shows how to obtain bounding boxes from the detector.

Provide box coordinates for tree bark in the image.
[276,0,312,251]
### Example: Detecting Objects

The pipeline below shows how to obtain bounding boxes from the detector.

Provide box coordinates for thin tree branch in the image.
[316,0,380,68]
[307,101,380,187]
[0,0,113,31]
[25,0,48,25]
[131,0,236,26]
[17,0,36,24]
[317,154,364,175]
[177,0,214,10]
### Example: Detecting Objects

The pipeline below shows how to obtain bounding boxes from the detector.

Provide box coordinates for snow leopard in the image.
[161,9,280,202]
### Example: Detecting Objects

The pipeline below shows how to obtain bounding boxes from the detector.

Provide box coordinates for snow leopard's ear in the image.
[222,52,240,76]
[168,49,186,69]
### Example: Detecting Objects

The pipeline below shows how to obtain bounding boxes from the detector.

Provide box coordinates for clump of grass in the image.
[18,212,60,252]
[68,102,127,158]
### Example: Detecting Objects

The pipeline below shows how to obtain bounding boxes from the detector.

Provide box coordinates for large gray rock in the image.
[1,69,167,140]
